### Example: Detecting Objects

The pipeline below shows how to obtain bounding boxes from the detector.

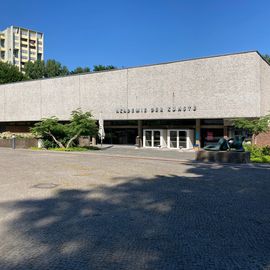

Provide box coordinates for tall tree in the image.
[0,62,26,84]
[24,59,69,79]
[45,59,69,78]
[93,65,116,72]
[24,60,46,79]
[70,67,90,74]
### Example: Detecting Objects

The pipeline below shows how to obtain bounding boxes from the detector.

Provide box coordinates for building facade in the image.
[0,51,269,148]
[0,26,44,71]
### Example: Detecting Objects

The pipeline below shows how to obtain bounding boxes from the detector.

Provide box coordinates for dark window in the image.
[201,119,224,125]
[13,49,19,58]
[0,39,5,47]
[102,128,137,145]
[143,119,196,127]
[201,128,224,147]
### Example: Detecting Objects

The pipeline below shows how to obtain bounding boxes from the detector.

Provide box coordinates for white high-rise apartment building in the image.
[0,26,44,71]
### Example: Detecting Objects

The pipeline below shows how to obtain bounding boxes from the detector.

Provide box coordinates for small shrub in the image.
[262,146,270,156]
[250,156,270,163]
[262,156,270,163]
[244,144,270,163]
[251,157,263,163]
[42,139,57,149]
[0,131,35,139]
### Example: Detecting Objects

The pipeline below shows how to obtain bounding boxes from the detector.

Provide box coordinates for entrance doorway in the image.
[143,129,162,148]
[201,128,224,147]
[167,129,191,149]
[102,128,138,145]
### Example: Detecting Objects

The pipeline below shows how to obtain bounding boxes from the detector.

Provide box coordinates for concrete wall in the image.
[126,52,260,120]
[260,57,270,116]
[0,51,267,122]
[0,138,38,148]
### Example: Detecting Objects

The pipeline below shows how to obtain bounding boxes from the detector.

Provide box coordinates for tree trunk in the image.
[66,134,79,149]
[252,134,257,145]
[47,132,65,148]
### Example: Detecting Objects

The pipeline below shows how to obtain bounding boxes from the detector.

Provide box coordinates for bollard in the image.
[11,135,16,149]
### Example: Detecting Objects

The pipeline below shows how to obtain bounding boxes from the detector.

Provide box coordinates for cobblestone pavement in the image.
[0,148,270,269]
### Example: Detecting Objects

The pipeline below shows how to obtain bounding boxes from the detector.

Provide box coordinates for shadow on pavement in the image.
[0,163,270,269]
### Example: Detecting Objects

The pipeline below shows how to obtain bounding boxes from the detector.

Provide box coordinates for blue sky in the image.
[1,0,270,70]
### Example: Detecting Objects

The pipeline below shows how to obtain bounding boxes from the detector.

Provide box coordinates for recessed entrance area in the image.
[102,128,138,145]
[167,129,189,149]
[143,129,164,148]
[201,128,224,147]
[99,119,228,149]
[143,129,194,149]
[167,129,194,149]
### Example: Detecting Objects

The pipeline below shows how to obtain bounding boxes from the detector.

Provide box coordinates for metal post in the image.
[11,135,16,149]
[223,126,228,138]
[138,120,143,147]
[195,119,201,149]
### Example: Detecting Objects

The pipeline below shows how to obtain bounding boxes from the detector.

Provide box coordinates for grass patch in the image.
[30,146,100,151]
[48,147,89,152]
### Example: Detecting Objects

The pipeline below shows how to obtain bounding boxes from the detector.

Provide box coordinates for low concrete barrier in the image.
[0,138,38,149]
[196,150,250,163]
[79,136,91,147]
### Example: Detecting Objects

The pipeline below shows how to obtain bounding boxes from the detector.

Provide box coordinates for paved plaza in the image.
[95,144,196,161]
[0,148,269,269]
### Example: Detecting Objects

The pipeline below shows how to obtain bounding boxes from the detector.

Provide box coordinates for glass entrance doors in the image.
[179,131,187,148]
[145,130,152,147]
[168,130,188,149]
[153,130,161,147]
[143,129,192,149]
[143,129,162,148]
[169,130,177,148]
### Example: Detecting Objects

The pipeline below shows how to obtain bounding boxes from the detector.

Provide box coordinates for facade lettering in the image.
[116,105,197,114]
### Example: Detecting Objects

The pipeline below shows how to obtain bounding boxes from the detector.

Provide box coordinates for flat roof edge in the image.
[0,50,264,87]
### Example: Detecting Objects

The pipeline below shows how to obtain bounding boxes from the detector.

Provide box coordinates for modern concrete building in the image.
[0,51,270,148]
[0,26,44,71]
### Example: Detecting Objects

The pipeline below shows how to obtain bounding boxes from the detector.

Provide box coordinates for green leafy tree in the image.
[263,54,270,64]
[30,117,66,148]
[234,115,270,144]
[24,60,46,79]
[31,109,97,149]
[65,110,97,148]
[45,59,69,78]
[93,65,116,72]
[0,62,26,84]
[24,59,69,79]
[70,67,90,74]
